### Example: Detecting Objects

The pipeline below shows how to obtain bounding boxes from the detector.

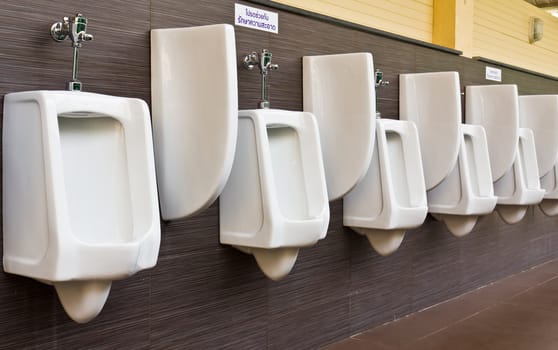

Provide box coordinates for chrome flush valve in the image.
[375,69,390,88]
[51,14,94,91]
[375,69,390,118]
[244,49,279,109]
[51,14,93,47]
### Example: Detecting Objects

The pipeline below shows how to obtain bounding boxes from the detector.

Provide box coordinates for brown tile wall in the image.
[1,1,558,349]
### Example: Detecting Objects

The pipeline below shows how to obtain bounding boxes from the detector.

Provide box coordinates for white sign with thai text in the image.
[485,66,502,82]
[235,3,278,34]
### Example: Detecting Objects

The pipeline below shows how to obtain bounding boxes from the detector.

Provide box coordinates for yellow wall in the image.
[432,0,474,57]
[274,0,558,77]
[473,0,558,77]
[274,0,434,43]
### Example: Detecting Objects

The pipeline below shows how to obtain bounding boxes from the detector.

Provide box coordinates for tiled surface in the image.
[1,1,558,349]
[324,259,558,349]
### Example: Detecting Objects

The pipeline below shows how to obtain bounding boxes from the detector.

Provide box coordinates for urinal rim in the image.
[344,118,428,229]
[47,92,160,247]
[239,109,330,232]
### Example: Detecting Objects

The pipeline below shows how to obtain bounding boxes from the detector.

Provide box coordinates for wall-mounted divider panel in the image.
[519,95,558,216]
[303,53,375,201]
[466,85,544,224]
[219,110,330,280]
[303,52,427,255]
[151,24,238,221]
[3,91,160,323]
[400,72,497,237]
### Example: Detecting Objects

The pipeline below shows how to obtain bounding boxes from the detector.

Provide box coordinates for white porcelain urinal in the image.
[343,119,428,255]
[426,124,497,236]
[3,91,160,323]
[151,24,238,220]
[303,53,375,201]
[400,72,497,236]
[219,109,329,280]
[519,95,558,216]
[466,85,545,224]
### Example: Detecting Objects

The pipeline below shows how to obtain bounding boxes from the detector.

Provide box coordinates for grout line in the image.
[416,308,488,341]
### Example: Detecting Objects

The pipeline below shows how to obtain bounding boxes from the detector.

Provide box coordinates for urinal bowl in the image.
[220,109,329,280]
[428,124,497,237]
[344,119,428,256]
[494,128,545,224]
[3,91,161,323]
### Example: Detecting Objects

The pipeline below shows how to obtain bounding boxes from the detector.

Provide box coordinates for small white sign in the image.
[485,66,502,82]
[235,3,278,34]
